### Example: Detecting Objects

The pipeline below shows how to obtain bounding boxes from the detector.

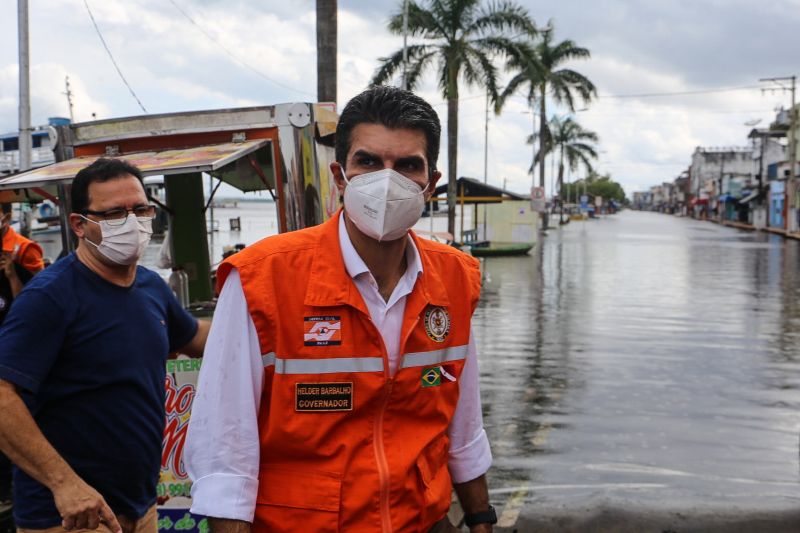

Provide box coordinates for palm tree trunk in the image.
[538,84,548,229]
[558,150,565,222]
[446,70,459,238]
[316,0,337,103]
[538,85,547,190]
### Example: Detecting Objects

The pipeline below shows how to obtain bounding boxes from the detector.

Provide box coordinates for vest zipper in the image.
[374,379,394,533]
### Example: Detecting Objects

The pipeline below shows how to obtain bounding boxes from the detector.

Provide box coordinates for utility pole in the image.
[401,0,409,90]
[482,89,489,238]
[64,76,75,122]
[760,76,797,231]
[315,0,337,104]
[18,0,32,172]
[718,152,725,222]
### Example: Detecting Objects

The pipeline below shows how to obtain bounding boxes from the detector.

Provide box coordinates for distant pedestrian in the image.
[0,159,209,532]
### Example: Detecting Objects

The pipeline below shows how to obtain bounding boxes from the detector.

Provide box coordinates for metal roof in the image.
[433,177,526,201]
[0,139,268,191]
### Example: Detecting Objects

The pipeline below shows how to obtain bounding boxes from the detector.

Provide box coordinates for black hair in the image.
[71,158,145,213]
[0,203,10,215]
[335,86,441,175]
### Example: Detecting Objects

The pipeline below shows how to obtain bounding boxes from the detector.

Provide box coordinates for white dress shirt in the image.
[185,213,492,521]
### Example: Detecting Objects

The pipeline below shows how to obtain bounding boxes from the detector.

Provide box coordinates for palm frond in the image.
[388,1,446,39]
[470,1,537,37]
[462,47,498,99]
[372,44,433,86]
[404,50,439,89]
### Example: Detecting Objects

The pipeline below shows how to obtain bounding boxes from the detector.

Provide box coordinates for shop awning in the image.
[0,140,269,191]
[738,190,762,204]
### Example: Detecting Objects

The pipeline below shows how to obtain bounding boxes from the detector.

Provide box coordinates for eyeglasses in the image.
[82,205,156,226]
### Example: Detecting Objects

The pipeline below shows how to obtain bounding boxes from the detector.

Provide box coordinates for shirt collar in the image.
[338,211,423,281]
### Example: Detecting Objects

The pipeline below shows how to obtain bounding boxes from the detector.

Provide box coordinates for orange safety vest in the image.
[217,212,481,533]
[1,226,44,273]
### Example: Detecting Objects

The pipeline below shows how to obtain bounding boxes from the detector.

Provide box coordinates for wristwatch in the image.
[463,505,497,528]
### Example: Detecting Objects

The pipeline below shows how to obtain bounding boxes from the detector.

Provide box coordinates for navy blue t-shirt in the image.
[0,254,198,527]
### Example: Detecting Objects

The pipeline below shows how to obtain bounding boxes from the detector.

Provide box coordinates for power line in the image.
[598,84,762,99]
[83,0,147,113]
[166,0,315,97]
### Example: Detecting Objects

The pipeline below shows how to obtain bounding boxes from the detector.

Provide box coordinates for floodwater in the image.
[476,210,800,524]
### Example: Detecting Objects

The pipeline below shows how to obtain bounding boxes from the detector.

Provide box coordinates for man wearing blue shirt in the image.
[0,159,208,532]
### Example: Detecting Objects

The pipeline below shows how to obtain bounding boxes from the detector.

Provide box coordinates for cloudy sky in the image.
[1,0,799,197]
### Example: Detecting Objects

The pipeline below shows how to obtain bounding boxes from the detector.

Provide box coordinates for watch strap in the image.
[463,504,497,527]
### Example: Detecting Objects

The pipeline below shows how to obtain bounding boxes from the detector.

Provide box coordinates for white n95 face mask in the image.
[343,168,428,242]
[82,214,153,265]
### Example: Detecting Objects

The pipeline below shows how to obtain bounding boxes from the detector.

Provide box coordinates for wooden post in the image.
[459,183,465,243]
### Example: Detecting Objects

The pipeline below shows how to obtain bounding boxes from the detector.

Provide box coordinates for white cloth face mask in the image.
[342,168,428,242]
[81,213,153,265]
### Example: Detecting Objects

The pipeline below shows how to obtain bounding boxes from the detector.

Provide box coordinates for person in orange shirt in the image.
[0,202,44,319]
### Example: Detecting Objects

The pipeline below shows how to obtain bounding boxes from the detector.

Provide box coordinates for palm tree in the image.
[372,0,536,236]
[531,115,598,221]
[497,23,596,221]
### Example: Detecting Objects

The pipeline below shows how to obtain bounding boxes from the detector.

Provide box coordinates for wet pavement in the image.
[474,211,800,531]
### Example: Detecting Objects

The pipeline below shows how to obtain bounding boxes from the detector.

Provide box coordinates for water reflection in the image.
[477,211,800,511]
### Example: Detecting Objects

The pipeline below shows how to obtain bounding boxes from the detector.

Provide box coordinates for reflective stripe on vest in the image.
[262,353,384,374]
[401,344,469,369]
[261,343,469,374]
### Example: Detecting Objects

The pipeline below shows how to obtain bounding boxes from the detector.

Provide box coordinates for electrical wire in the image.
[83,0,148,113]
[166,0,315,97]
[598,84,763,99]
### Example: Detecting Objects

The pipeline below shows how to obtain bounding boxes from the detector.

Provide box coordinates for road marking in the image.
[497,488,527,527]
[488,483,666,496]
[531,420,552,447]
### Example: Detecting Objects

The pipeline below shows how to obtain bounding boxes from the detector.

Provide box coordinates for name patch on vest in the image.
[295,382,353,412]
[304,316,342,346]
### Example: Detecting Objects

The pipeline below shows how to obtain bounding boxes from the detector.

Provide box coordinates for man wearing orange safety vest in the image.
[186,86,496,532]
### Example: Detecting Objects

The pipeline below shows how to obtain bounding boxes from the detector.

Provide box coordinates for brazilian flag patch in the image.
[421,366,442,387]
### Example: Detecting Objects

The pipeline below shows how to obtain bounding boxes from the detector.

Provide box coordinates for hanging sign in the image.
[531,186,546,213]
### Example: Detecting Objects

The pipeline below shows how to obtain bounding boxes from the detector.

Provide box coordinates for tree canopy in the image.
[561,172,627,204]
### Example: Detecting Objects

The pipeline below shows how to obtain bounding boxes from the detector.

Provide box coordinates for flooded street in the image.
[476,211,800,529]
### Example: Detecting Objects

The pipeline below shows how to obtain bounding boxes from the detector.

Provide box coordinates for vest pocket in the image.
[416,437,452,527]
[255,465,342,532]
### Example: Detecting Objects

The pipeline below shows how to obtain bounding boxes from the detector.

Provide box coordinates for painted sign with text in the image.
[157,357,208,532]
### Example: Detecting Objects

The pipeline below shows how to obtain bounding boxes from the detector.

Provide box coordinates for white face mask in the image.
[81,214,153,266]
[342,168,428,242]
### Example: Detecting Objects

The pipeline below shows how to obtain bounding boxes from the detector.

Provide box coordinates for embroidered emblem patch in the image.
[422,364,458,388]
[295,382,353,412]
[304,316,342,346]
[424,306,450,343]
